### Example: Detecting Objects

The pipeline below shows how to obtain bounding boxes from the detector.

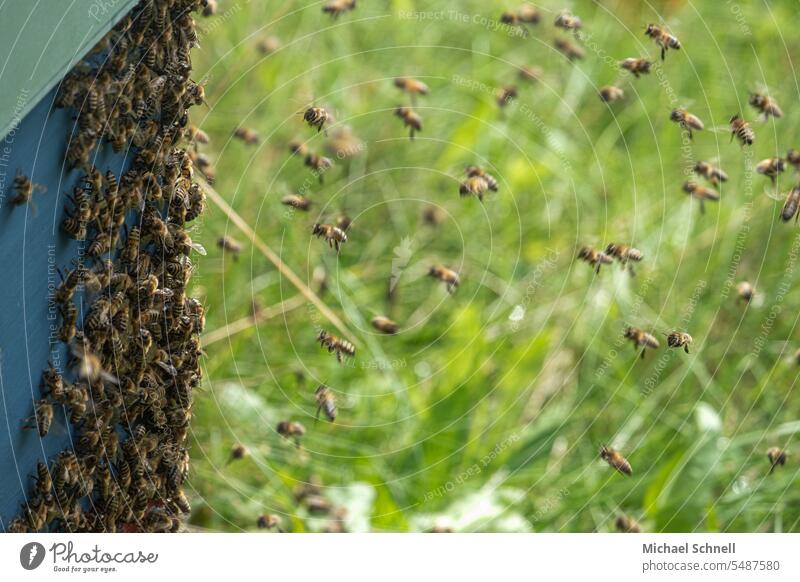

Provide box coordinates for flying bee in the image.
[70,343,118,384]
[228,443,248,463]
[645,24,680,60]
[202,0,218,16]
[620,58,651,78]
[312,223,347,251]
[371,315,399,334]
[749,93,783,120]
[11,173,46,206]
[670,108,704,139]
[327,126,362,159]
[666,331,693,353]
[767,447,787,474]
[781,187,800,222]
[276,420,306,445]
[554,38,585,61]
[394,77,429,105]
[256,36,281,55]
[465,165,498,191]
[289,140,309,157]
[304,153,334,181]
[624,327,660,359]
[459,175,491,201]
[600,446,632,476]
[683,181,719,214]
[301,107,330,133]
[599,86,624,103]
[605,243,643,275]
[737,281,755,303]
[322,0,356,18]
[518,65,542,82]
[693,161,728,185]
[394,106,422,139]
[616,515,641,533]
[24,399,54,437]
[315,385,337,422]
[317,329,355,363]
[233,127,259,145]
[496,85,518,108]
[786,149,800,171]
[422,205,445,227]
[554,10,582,31]
[756,157,785,184]
[257,514,282,530]
[186,125,210,146]
[429,265,460,294]
[577,246,613,274]
[217,236,243,260]
[281,194,312,211]
[730,114,755,146]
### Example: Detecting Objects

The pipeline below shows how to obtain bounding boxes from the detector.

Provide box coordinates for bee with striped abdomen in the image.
[624,327,659,359]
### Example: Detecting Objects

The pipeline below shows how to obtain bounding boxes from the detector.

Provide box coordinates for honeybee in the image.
[229,443,248,462]
[281,194,312,211]
[186,125,209,146]
[518,65,542,82]
[577,246,613,274]
[371,315,399,334]
[217,236,243,259]
[616,515,641,533]
[736,281,755,303]
[554,10,581,31]
[496,85,518,108]
[257,514,282,530]
[683,181,719,214]
[767,447,787,474]
[394,77,429,96]
[422,205,445,227]
[24,399,55,437]
[317,329,355,362]
[756,157,785,184]
[620,58,651,78]
[304,153,334,180]
[289,140,309,157]
[429,265,460,294]
[749,93,783,119]
[624,327,659,359]
[459,176,490,201]
[233,127,259,145]
[600,446,632,476]
[315,385,337,422]
[322,0,356,18]
[70,343,118,384]
[730,114,754,146]
[645,24,680,60]
[554,38,585,61]
[599,86,624,103]
[693,161,728,185]
[327,126,362,159]
[11,173,46,206]
[202,0,217,17]
[256,36,281,55]
[59,303,78,343]
[394,106,422,139]
[670,108,704,139]
[666,331,693,353]
[781,187,800,222]
[312,223,347,251]
[277,420,306,444]
[605,243,643,274]
[500,5,540,33]
[301,107,329,133]
[465,165,498,190]
[786,149,800,171]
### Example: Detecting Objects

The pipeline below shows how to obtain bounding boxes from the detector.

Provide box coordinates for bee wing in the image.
[191,242,208,256]
[705,124,733,135]
[763,185,785,202]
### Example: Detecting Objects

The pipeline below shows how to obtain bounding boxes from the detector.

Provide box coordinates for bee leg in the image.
[661,46,666,61]
[684,345,689,354]
[595,263,601,274]
[409,128,415,141]
[699,200,705,215]
[640,349,646,360]
[686,127,693,140]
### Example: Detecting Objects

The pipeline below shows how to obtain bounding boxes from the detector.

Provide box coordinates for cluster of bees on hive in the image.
[7,0,211,532]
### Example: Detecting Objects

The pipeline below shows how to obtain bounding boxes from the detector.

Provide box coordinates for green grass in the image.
[185,0,800,532]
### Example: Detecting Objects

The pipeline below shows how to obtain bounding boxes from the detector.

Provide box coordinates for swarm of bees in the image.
[9,0,207,533]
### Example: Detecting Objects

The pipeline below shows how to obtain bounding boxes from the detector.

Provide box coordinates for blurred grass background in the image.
[184,0,800,532]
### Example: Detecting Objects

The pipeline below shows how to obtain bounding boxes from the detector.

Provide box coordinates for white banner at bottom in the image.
[1,534,798,581]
